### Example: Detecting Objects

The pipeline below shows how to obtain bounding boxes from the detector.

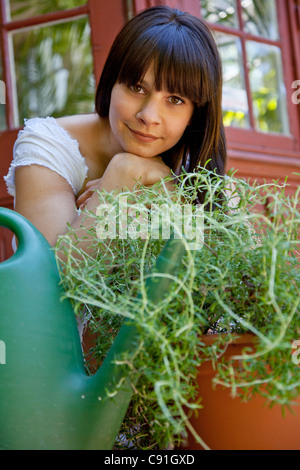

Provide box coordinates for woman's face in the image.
[109,64,194,159]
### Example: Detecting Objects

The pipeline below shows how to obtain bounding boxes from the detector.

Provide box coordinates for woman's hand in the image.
[101,152,173,189]
[75,152,143,210]
[76,152,173,209]
[76,179,102,210]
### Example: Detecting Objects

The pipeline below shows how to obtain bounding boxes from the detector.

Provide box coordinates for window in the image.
[1,0,95,130]
[197,0,300,188]
[199,0,299,146]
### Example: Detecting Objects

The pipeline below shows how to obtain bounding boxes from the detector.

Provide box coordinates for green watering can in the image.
[0,208,186,450]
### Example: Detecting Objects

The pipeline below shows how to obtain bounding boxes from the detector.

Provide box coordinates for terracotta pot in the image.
[181,334,300,450]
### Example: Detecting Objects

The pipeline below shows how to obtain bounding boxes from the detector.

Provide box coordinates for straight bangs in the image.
[117,24,214,107]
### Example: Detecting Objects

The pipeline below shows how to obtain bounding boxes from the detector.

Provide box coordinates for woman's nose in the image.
[136,97,161,126]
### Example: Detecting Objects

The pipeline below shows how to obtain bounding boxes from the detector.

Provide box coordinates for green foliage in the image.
[55,169,300,449]
[13,14,95,124]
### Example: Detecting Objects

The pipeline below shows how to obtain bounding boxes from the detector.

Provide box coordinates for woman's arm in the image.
[76,153,174,210]
[15,165,78,247]
[14,152,173,251]
[68,153,175,255]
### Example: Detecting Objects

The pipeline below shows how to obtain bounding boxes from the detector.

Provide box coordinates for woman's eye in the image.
[130,84,144,94]
[169,96,184,105]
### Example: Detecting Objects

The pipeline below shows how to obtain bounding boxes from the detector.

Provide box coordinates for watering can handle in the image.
[0,207,51,264]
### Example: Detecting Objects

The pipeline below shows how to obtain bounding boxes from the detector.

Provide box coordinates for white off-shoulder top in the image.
[4,116,89,197]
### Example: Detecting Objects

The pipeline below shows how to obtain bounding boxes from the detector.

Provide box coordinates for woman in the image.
[4,5,226,250]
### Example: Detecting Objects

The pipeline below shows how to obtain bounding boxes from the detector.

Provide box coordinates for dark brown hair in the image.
[95,5,226,203]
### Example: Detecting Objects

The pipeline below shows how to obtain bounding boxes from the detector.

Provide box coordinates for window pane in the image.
[8,0,87,21]
[12,16,95,127]
[216,32,249,129]
[241,0,279,40]
[0,38,6,131]
[246,41,289,134]
[201,0,238,28]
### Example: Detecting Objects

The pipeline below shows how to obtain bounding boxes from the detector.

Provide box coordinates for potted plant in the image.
[55,168,300,450]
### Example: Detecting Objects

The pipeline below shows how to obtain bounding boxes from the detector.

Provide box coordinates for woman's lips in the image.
[127,126,159,143]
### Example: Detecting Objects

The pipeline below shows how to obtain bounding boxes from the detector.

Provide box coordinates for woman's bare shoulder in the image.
[56,112,97,126]
[55,113,100,140]
[55,113,105,176]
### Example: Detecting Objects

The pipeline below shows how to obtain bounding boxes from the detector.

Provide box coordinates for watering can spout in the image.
[0,208,186,449]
